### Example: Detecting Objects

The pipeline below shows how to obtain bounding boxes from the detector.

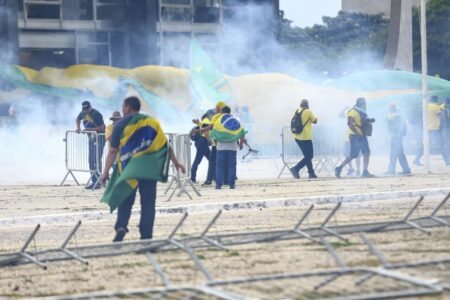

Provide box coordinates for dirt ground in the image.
[0,173,449,299]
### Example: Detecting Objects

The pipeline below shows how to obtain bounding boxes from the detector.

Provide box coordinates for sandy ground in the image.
[0,174,449,299]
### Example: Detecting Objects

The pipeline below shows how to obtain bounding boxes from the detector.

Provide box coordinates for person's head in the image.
[122,96,141,116]
[110,111,122,124]
[389,102,398,113]
[300,99,309,109]
[82,101,92,113]
[356,97,366,109]
[206,109,215,119]
[216,101,226,113]
[430,95,439,104]
[221,106,231,114]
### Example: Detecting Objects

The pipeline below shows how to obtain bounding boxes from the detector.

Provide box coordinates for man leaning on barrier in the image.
[101,96,185,242]
[76,101,106,189]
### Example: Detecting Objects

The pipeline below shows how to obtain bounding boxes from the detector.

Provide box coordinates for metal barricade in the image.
[278,124,344,178]
[164,133,201,201]
[60,131,105,189]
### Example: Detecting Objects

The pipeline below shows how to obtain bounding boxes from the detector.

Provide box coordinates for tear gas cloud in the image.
[0,3,418,184]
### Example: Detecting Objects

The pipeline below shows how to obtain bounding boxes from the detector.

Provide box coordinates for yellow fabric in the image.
[201,117,210,138]
[427,103,442,130]
[105,124,114,141]
[117,116,167,174]
[347,109,364,136]
[209,113,223,146]
[293,109,317,141]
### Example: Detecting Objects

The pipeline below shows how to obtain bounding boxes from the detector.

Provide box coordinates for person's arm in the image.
[87,111,106,132]
[76,118,81,133]
[348,116,358,134]
[85,124,106,133]
[101,147,118,185]
[169,146,186,174]
[310,111,318,124]
[239,136,247,150]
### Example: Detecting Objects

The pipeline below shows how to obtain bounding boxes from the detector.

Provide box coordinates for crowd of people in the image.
[74,95,450,241]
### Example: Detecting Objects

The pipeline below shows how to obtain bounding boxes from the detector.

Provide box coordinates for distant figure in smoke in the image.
[76,101,106,189]
[339,106,361,176]
[289,99,318,179]
[190,109,214,183]
[414,96,450,166]
[385,102,411,175]
[335,97,375,178]
[105,111,122,144]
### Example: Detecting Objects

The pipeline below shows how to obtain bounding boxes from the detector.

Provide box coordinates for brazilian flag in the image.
[210,114,247,142]
[101,114,170,212]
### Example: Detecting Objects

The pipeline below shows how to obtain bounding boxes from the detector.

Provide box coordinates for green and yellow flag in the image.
[210,114,247,142]
[101,113,170,212]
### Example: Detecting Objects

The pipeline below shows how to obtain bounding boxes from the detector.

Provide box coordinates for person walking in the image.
[210,106,246,189]
[385,102,411,175]
[76,101,106,189]
[335,97,375,178]
[101,96,185,242]
[413,96,449,166]
[289,99,318,179]
[105,111,122,144]
[190,110,213,183]
[339,106,361,176]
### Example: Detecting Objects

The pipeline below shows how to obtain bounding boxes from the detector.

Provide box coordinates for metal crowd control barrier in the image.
[278,124,344,179]
[60,131,105,189]
[164,133,201,201]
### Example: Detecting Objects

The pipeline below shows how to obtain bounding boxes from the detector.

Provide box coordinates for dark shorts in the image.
[349,135,370,158]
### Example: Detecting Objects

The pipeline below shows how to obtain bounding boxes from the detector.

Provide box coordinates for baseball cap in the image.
[82,101,91,109]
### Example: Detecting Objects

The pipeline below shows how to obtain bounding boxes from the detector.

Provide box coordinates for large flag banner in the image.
[210,113,247,142]
[101,113,170,212]
[189,38,230,110]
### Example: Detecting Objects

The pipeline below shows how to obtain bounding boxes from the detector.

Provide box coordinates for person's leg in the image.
[96,135,105,185]
[205,146,217,184]
[291,139,305,178]
[215,150,225,188]
[228,151,237,188]
[336,136,358,177]
[387,137,397,173]
[114,189,137,241]
[300,140,315,177]
[361,136,373,177]
[191,144,203,182]
[436,130,449,164]
[397,138,411,173]
[138,180,157,240]
[88,139,97,184]
[414,138,423,165]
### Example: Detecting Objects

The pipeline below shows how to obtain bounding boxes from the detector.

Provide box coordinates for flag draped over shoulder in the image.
[101,114,170,212]
[210,114,247,142]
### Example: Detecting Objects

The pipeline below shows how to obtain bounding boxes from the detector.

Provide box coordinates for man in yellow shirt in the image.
[290,99,318,179]
[414,96,449,166]
[335,97,375,178]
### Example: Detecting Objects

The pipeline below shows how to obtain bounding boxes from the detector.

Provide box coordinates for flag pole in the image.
[420,0,430,172]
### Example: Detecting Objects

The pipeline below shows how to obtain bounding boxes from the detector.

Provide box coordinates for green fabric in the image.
[210,129,247,142]
[101,146,169,212]
[189,38,230,109]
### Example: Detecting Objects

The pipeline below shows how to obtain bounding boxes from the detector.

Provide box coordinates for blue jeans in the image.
[114,180,157,240]
[216,150,237,187]
[191,137,210,182]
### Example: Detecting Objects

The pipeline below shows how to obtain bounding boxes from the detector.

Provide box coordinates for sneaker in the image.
[113,228,127,242]
[346,168,355,176]
[335,167,342,178]
[383,171,396,176]
[230,185,236,189]
[356,170,361,177]
[309,174,318,179]
[290,168,300,179]
[398,170,412,176]
[362,170,375,178]
[215,185,222,190]
[85,184,101,190]
[191,179,197,183]
[202,181,212,186]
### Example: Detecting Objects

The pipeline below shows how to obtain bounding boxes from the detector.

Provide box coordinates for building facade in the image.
[0,0,279,69]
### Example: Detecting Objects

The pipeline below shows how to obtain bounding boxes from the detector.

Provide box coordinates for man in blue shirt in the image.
[76,101,105,189]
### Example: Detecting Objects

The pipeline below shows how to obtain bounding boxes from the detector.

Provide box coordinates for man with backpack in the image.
[385,102,411,175]
[190,110,214,183]
[335,97,375,178]
[290,99,318,179]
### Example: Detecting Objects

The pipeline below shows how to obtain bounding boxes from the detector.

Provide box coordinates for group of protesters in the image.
[288,96,450,180]
[74,95,449,242]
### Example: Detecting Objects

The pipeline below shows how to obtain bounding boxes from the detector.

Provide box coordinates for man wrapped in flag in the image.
[210,106,247,189]
[101,96,185,242]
